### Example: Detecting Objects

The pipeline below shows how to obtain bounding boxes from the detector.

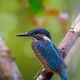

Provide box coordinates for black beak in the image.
[16,32,30,37]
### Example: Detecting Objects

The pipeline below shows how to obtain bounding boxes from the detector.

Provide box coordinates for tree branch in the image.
[0,35,22,80]
[34,14,80,80]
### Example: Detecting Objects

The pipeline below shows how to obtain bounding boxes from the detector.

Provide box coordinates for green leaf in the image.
[28,0,43,14]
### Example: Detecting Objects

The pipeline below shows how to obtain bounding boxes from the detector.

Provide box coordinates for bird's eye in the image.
[28,32,31,34]
[29,32,38,35]
[33,32,36,35]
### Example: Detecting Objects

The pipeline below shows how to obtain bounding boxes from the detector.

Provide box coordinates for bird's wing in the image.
[37,41,66,73]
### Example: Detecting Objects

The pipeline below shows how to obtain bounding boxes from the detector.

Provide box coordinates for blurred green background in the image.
[0,0,80,80]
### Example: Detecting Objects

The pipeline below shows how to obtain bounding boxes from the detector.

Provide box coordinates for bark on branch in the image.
[34,14,80,80]
[0,35,22,80]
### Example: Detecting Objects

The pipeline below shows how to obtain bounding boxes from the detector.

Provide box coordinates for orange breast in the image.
[34,47,53,73]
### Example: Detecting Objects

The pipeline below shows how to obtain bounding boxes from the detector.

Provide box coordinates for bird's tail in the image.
[59,69,67,80]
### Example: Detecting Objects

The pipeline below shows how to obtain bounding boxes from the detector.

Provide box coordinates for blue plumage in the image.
[16,28,67,80]
[32,40,67,80]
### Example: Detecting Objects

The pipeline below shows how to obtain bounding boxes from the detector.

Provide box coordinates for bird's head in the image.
[16,28,51,42]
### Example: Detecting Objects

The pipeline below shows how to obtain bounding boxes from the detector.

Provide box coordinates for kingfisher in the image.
[16,28,67,80]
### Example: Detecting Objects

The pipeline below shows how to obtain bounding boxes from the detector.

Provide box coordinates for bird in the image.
[16,28,67,80]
